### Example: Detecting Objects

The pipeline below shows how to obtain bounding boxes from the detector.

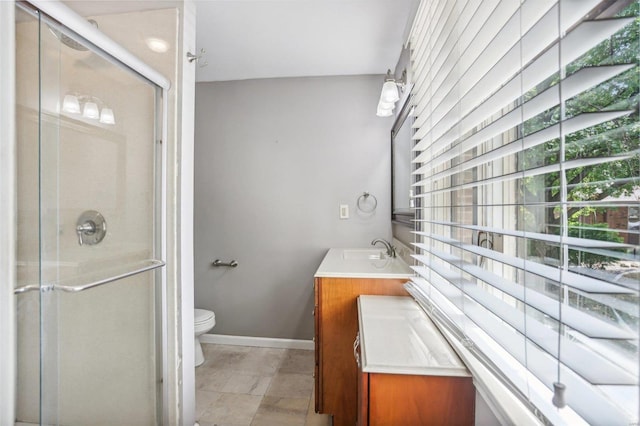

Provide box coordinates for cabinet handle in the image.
[353,332,361,368]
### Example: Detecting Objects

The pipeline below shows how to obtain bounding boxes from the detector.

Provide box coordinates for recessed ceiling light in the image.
[145,37,169,53]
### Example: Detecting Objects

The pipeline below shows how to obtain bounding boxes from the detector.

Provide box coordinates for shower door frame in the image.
[0,2,17,426]
[1,0,171,423]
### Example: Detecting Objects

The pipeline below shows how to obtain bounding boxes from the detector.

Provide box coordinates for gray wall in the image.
[194,75,394,340]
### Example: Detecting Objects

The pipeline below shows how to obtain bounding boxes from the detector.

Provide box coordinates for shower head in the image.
[49,19,98,51]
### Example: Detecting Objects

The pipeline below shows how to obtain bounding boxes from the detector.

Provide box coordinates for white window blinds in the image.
[405,0,639,424]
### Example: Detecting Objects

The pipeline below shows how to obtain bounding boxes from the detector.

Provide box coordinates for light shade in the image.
[62,94,80,114]
[380,80,400,103]
[376,104,394,117]
[99,107,115,124]
[82,102,100,119]
[378,101,395,110]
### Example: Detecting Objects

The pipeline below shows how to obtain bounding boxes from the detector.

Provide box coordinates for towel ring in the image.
[357,192,378,213]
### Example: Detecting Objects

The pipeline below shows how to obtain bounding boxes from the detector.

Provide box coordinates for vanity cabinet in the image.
[355,295,475,426]
[314,277,409,426]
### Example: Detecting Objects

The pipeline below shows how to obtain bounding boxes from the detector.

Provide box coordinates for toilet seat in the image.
[195,308,215,324]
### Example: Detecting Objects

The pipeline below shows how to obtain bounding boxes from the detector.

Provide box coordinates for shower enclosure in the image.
[13,2,168,424]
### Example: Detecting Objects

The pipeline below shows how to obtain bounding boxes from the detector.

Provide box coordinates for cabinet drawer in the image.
[368,373,475,426]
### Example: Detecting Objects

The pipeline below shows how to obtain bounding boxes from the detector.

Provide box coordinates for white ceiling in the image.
[64,0,419,83]
[194,1,418,82]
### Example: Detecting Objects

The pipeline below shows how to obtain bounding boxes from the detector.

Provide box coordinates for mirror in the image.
[391,87,414,226]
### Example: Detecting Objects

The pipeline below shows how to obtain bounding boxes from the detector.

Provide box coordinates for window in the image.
[405,1,639,424]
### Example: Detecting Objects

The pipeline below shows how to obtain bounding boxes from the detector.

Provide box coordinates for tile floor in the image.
[196,344,332,426]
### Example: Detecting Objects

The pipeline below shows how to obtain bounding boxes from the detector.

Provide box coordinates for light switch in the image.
[339,204,349,219]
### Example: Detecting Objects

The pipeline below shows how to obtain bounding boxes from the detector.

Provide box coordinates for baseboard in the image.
[199,333,314,350]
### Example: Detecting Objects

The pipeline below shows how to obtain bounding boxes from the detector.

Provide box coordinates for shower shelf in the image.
[14,258,165,294]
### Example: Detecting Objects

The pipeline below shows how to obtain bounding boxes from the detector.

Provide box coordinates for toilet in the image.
[194,309,216,367]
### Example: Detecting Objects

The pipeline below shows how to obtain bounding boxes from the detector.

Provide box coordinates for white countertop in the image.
[357,295,470,377]
[314,248,414,279]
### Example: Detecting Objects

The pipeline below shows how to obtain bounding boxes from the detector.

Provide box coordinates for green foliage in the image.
[568,221,624,268]
[518,5,639,262]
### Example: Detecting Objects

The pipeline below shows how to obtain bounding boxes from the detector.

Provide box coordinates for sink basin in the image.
[342,249,387,260]
[315,248,413,278]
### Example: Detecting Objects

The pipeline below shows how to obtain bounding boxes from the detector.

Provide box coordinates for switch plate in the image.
[339,204,349,219]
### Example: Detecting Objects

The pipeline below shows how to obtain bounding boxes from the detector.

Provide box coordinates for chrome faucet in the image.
[371,238,396,258]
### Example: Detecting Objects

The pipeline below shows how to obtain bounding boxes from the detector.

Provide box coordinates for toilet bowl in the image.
[194,308,216,367]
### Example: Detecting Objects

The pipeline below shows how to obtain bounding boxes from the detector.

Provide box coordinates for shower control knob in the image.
[76,221,96,246]
[76,210,107,246]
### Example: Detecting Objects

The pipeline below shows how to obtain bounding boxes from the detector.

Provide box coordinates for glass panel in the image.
[39,6,65,424]
[15,5,43,424]
[15,4,162,424]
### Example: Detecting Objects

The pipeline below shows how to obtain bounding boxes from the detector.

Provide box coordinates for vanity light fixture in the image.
[376,102,394,117]
[82,101,100,119]
[381,79,400,103]
[376,69,406,117]
[62,93,115,125]
[62,94,81,114]
[99,107,115,124]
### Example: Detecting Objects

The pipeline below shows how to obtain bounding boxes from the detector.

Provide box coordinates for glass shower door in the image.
[15,3,164,425]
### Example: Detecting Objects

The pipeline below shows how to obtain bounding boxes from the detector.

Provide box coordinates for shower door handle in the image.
[14,259,165,294]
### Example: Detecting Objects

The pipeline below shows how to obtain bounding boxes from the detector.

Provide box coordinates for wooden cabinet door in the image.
[315,277,408,426]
